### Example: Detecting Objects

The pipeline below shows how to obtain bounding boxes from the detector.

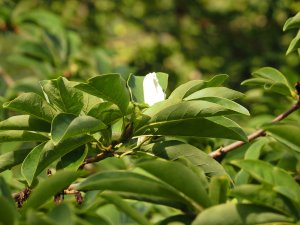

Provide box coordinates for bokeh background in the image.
[0,0,299,96]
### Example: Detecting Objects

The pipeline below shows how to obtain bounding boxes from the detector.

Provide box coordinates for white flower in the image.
[143,72,165,106]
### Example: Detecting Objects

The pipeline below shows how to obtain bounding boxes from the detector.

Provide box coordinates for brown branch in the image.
[79,151,114,169]
[209,95,300,158]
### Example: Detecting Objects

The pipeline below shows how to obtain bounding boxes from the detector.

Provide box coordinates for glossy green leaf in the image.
[77,171,183,203]
[136,106,247,141]
[150,140,229,177]
[3,92,57,122]
[21,142,47,186]
[127,72,168,103]
[209,176,230,206]
[184,87,244,101]
[231,184,299,216]
[138,159,211,210]
[283,12,300,31]
[35,135,93,177]
[192,203,293,225]
[263,123,300,153]
[0,115,50,132]
[231,160,300,205]
[169,74,228,100]
[102,193,151,225]
[40,77,84,115]
[0,130,48,143]
[75,74,130,114]
[22,170,80,212]
[51,113,106,145]
[286,31,300,55]
[0,148,31,173]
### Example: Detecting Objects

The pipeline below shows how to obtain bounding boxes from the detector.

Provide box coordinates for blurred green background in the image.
[0,0,299,94]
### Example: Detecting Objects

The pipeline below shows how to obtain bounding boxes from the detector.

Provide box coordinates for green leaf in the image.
[22,170,80,212]
[87,102,122,125]
[40,77,84,115]
[51,113,106,145]
[136,104,247,141]
[0,115,50,132]
[231,184,299,216]
[286,31,300,55]
[191,203,293,225]
[231,160,300,205]
[127,72,168,103]
[102,193,151,225]
[169,74,228,100]
[235,138,268,185]
[263,123,300,153]
[0,177,16,207]
[0,130,48,143]
[21,142,47,187]
[75,74,130,114]
[150,140,229,177]
[283,12,300,31]
[26,209,56,225]
[56,147,87,171]
[48,204,73,225]
[209,176,230,206]
[3,92,57,122]
[77,171,182,203]
[0,148,31,173]
[0,196,19,225]
[35,135,93,177]
[184,87,244,101]
[139,159,211,210]
[241,67,292,97]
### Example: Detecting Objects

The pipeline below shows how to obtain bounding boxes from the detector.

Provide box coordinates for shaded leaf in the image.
[209,176,230,206]
[0,196,19,225]
[0,130,48,143]
[87,102,122,125]
[0,148,31,173]
[22,171,80,212]
[0,115,50,132]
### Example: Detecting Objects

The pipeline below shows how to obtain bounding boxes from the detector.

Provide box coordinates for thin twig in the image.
[79,151,114,169]
[209,95,300,158]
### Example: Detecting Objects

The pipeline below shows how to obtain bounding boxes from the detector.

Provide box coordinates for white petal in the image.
[143,72,165,106]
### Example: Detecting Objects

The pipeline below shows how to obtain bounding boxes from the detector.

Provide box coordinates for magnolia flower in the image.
[143,72,165,106]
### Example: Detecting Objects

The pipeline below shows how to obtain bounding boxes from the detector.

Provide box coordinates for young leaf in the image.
[3,92,57,122]
[0,131,48,143]
[75,74,130,114]
[40,77,84,115]
[21,142,47,187]
[0,115,51,132]
[0,148,32,173]
[22,170,80,212]
[51,113,106,145]
[283,12,300,31]
[192,203,293,225]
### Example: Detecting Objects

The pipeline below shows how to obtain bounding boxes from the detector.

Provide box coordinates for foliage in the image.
[0,2,300,225]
